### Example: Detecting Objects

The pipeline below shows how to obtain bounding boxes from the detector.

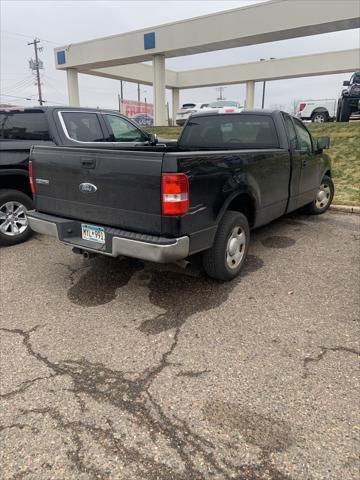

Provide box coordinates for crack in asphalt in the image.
[0,372,57,400]
[0,255,288,479]
[0,321,294,479]
[177,369,210,378]
[303,346,360,378]
[0,326,234,479]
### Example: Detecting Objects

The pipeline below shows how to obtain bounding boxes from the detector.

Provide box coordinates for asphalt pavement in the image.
[1,210,359,480]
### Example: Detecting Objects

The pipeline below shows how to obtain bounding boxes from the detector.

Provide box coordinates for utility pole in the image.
[216,86,226,100]
[120,80,124,100]
[137,83,141,103]
[28,38,44,105]
[261,81,266,109]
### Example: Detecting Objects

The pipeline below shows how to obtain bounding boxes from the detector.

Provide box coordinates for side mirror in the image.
[148,133,158,145]
[317,136,330,151]
[343,80,350,86]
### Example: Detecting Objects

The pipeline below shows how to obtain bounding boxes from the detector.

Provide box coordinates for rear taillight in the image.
[299,103,306,111]
[224,108,236,112]
[162,173,189,215]
[29,160,35,194]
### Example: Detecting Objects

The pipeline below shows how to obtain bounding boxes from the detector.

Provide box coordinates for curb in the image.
[330,205,360,214]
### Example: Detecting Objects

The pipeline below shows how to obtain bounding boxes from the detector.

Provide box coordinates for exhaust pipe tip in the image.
[83,250,97,259]
[72,247,97,259]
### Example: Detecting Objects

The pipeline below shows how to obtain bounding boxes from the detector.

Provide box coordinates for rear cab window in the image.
[60,111,105,142]
[0,110,50,140]
[179,114,279,149]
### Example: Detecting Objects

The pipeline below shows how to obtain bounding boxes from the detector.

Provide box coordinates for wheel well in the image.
[311,108,328,117]
[324,170,331,178]
[0,174,32,198]
[227,193,256,227]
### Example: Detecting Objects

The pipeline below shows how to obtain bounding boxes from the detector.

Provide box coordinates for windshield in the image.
[208,101,238,108]
[352,73,360,84]
[181,103,197,109]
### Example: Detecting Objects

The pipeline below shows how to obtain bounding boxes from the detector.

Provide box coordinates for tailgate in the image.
[31,146,164,235]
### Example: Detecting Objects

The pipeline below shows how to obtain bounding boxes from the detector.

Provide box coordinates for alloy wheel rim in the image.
[0,201,28,236]
[314,114,325,123]
[226,226,246,269]
[315,184,331,209]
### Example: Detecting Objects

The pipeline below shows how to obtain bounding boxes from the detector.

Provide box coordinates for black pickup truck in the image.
[0,106,162,246]
[28,110,333,281]
[336,71,360,122]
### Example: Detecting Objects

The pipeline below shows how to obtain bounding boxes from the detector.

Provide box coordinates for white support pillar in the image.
[66,68,80,106]
[245,80,255,109]
[172,88,180,126]
[153,55,166,126]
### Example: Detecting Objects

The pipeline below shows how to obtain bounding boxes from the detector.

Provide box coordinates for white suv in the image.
[176,103,209,126]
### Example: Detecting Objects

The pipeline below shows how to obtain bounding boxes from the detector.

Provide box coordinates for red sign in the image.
[120,99,154,126]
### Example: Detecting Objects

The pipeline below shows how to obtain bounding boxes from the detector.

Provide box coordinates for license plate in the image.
[81,224,105,244]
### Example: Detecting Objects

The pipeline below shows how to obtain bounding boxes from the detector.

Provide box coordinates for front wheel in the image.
[0,189,33,246]
[304,176,334,215]
[339,98,351,122]
[203,211,250,281]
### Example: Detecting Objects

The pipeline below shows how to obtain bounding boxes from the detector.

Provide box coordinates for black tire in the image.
[336,99,342,122]
[311,111,328,123]
[0,189,33,246]
[304,176,334,215]
[339,98,351,122]
[202,211,250,281]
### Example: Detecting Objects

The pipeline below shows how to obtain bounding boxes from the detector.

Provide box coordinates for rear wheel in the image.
[203,211,250,281]
[304,176,334,215]
[0,189,33,246]
[311,111,328,123]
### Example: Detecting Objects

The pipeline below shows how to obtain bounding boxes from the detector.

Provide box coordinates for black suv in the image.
[337,72,360,122]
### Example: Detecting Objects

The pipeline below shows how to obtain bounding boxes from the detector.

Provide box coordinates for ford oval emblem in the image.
[79,182,97,193]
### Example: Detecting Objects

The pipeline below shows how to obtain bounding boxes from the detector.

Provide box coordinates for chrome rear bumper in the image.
[27,211,189,263]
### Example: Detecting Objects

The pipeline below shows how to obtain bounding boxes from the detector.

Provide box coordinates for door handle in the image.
[80,157,96,169]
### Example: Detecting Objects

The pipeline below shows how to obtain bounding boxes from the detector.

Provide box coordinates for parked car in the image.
[176,103,209,126]
[205,100,243,113]
[28,110,332,281]
[296,99,337,123]
[336,71,360,122]
[0,106,173,246]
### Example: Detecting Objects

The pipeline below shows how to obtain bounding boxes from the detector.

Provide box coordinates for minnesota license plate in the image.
[81,224,105,244]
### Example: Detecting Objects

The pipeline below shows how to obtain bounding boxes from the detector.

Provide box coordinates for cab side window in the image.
[105,115,147,142]
[283,114,298,150]
[293,119,313,152]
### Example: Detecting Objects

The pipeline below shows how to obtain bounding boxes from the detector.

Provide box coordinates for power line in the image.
[2,77,35,95]
[1,30,59,45]
[0,93,66,105]
[0,94,33,101]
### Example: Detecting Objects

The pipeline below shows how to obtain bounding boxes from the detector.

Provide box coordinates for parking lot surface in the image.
[1,210,359,480]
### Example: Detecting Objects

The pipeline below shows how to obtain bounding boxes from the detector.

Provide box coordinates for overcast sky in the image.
[1,0,359,113]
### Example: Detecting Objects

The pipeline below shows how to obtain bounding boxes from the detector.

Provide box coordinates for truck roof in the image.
[191,108,282,118]
[0,106,120,114]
